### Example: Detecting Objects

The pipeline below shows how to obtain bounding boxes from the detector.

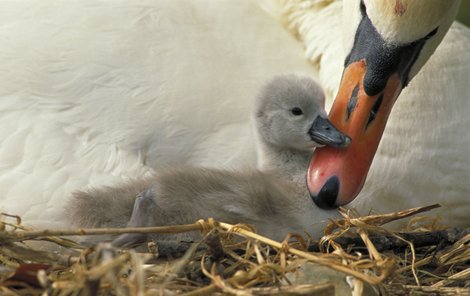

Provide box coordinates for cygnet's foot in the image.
[112,189,157,248]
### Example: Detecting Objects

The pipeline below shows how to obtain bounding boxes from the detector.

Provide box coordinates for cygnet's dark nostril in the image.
[311,176,339,209]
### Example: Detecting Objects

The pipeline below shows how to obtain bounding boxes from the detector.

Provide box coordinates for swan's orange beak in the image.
[308,59,402,208]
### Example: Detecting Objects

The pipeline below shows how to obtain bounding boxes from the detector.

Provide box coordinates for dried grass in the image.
[0,204,468,295]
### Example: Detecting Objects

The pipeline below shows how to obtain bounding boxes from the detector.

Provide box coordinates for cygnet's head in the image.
[254,74,351,151]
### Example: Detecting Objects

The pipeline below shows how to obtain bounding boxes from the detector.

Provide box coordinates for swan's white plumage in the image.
[0,0,469,228]
[0,0,315,227]
[259,0,344,105]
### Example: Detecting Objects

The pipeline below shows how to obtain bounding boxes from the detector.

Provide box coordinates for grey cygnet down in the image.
[66,74,350,246]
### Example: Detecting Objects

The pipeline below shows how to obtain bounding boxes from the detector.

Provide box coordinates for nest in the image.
[0,204,469,295]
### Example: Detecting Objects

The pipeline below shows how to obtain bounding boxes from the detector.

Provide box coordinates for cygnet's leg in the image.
[112,189,158,248]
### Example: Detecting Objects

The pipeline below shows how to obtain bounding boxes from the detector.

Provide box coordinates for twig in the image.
[158,231,219,294]
[217,222,394,285]
[249,283,335,295]
[180,284,218,296]
[346,204,441,227]
[321,228,470,252]
[431,267,470,288]
[399,285,470,296]
[0,241,76,266]
[86,252,130,281]
[10,223,204,241]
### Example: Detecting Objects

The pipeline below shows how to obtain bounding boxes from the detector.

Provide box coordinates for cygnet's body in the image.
[66,74,350,244]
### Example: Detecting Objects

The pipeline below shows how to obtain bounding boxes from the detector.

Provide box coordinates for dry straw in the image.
[0,204,469,295]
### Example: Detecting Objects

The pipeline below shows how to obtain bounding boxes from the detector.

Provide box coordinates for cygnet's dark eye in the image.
[291,107,303,116]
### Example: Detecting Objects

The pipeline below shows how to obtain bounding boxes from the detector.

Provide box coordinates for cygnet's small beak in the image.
[308,116,351,148]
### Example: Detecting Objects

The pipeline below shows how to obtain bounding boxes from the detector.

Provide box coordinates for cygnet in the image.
[66,74,350,246]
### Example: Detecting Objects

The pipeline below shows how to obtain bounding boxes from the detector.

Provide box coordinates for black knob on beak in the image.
[310,176,340,209]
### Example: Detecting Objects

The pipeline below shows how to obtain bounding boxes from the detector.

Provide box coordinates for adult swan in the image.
[270,0,469,224]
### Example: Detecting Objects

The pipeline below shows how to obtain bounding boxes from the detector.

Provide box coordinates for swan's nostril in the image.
[311,176,339,209]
